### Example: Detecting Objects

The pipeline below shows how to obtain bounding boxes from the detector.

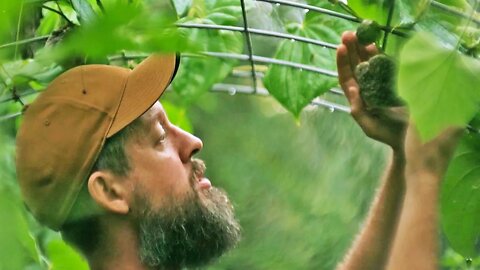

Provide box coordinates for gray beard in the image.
[135,186,241,269]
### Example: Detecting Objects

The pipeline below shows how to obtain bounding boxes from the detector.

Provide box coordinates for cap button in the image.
[44,120,50,126]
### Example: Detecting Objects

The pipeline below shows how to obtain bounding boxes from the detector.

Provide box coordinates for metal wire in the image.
[177,23,338,49]
[0,83,349,122]
[202,52,338,77]
[430,1,480,26]
[257,0,410,37]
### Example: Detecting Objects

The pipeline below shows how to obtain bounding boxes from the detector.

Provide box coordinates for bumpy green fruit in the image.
[356,20,381,45]
[355,54,404,108]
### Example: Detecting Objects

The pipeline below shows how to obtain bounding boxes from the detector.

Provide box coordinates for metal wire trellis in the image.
[1,0,478,122]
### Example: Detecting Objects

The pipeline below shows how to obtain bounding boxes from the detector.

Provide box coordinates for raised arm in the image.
[335,31,408,270]
[385,125,463,270]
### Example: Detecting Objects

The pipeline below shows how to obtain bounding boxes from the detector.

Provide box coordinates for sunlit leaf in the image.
[441,132,480,257]
[36,6,62,36]
[347,0,429,26]
[47,239,89,270]
[398,32,480,141]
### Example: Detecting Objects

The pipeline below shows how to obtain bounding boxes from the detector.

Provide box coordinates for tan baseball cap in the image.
[15,54,178,230]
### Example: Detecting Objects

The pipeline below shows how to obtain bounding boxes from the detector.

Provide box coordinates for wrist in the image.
[405,168,442,192]
[390,147,406,164]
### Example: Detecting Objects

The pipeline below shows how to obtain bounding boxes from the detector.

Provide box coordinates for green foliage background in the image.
[1,0,480,269]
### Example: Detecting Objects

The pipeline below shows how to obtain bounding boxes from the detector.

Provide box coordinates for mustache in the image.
[191,158,206,181]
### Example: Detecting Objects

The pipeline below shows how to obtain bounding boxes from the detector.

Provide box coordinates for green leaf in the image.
[263,39,337,117]
[263,11,351,117]
[172,28,243,105]
[171,0,243,105]
[47,239,89,270]
[36,6,62,36]
[398,32,480,141]
[0,186,40,269]
[347,0,392,24]
[346,0,429,26]
[172,0,193,17]
[441,132,480,258]
[0,59,63,88]
[71,0,97,24]
[46,2,185,62]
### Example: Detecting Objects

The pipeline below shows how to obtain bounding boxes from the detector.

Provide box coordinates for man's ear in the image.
[87,171,130,214]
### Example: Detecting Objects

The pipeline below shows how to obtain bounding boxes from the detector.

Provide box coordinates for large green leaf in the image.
[263,38,337,117]
[263,11,352,117]
[441,132,480,258]
[398,32,480,141]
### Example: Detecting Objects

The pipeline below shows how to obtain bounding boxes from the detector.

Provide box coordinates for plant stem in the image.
[43,4,74,25]
[0,36,50,50]
[14,1,25,59]
[96,0,105,13]
[382,1,395,51]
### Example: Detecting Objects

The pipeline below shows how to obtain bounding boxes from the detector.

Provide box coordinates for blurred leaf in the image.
[398,32,480,141]
[0,134,42,270]
[441,133,480,258]
[162,100,193,133]
[71,0,97,24]
[0,188,41,270]
[0,1,22,41]
[47,239,88,270]
[45,2,187,62]
[172,0,193,17]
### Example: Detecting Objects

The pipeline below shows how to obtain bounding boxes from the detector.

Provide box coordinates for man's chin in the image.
[136,187,241,269]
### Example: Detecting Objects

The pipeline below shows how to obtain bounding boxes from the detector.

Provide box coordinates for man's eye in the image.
[157,134,167,145]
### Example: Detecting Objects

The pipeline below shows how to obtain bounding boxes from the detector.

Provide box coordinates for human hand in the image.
[336,31,408,152]
[404,124,464,179]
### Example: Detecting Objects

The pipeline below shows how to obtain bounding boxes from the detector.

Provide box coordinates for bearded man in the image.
[15,54,240,270]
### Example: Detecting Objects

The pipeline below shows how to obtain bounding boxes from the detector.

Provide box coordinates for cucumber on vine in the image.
[356,20,381,45]
[355,54,404,109]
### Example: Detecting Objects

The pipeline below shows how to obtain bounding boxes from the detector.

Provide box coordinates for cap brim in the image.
[107,54,177,137]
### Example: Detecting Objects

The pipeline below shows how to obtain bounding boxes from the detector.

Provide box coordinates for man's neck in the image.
[87,216,150,270]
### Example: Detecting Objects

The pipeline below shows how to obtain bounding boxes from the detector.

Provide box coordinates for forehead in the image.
[139,101,166,125]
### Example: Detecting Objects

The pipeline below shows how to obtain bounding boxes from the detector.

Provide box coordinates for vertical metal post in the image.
[239,0,258,93]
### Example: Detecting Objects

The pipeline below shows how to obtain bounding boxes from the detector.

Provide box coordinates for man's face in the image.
[123,102,240,269]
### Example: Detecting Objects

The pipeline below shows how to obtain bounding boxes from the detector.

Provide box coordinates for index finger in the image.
[336,44,358,102]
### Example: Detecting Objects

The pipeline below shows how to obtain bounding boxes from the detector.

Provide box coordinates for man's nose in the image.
[174,126,203,163]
